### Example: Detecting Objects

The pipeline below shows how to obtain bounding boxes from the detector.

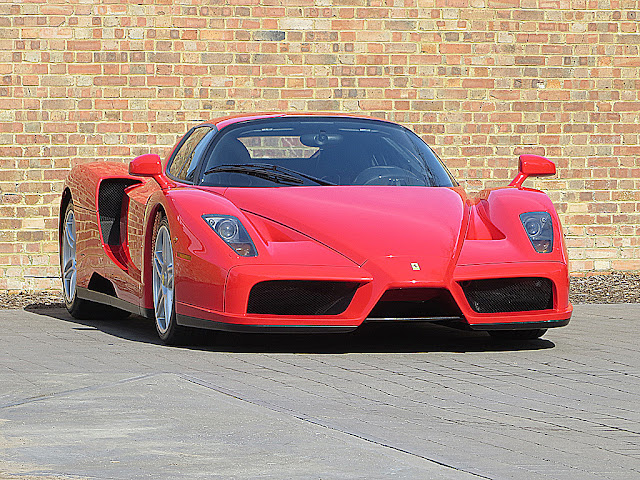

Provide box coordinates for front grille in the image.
[367,288,462,319]
[461,277,553,314]
[247,280,359,315]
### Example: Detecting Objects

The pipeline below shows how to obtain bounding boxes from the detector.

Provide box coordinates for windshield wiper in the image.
[203,164,304,185]
[266,163,336,186]
[203,163,335,186]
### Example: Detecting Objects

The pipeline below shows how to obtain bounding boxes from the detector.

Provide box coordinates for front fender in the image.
[458,187,567,266]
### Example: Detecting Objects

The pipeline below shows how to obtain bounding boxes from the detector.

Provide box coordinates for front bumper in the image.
[175,260,572,332]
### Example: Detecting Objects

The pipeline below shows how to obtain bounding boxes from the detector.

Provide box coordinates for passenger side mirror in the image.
[129,154,171,189]
[129,154,162,177]
[509,154,556,189]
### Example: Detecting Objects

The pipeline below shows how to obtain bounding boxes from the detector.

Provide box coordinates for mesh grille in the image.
[461,277,553,314]
[247,280,359,315]
[98,179,138,245]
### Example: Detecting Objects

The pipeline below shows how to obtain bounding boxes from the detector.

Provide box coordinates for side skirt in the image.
[76,287,154,319]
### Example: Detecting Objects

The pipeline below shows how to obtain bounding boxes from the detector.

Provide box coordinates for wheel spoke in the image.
[162,233,170,269]
[66,223,75,249]
[69,271,76,299]
[155,289,164,312]
[165,263,173,289]
[63,259,74,279]
[153,251,164,276]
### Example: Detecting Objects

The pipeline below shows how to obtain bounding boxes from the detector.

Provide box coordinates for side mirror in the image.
[509,154,556,189]
[129,154,171,189]
[129,154,162,177]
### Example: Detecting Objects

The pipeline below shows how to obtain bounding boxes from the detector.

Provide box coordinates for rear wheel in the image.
[61,202,100,318]
[488,329,547,341]
[61,201,129,320]
[152,215,191,345]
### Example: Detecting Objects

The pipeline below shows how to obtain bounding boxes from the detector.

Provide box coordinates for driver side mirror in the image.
[509,154,556,189]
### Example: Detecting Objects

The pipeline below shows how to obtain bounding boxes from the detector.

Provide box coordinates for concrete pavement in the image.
[0,304,639,479]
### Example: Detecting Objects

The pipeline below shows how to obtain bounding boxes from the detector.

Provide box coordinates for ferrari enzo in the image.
[59,113,572,344]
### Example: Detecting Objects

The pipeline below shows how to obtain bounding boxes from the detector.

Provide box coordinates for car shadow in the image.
[26,305,556,354]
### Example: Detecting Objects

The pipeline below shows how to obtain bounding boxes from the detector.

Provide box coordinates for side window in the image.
[186,128,217,182]
[168,127,212,182]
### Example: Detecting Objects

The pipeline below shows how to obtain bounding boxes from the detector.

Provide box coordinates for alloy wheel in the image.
[152,224,174,334]
[61,208,77,303]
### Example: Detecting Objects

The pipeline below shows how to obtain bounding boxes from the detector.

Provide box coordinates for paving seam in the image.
[0,373,158,410]
[179,373,493,480]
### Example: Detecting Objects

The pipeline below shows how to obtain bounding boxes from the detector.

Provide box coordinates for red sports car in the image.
[59,114,572,344]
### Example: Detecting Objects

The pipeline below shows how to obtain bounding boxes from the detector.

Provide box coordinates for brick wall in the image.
[0,0,639,291]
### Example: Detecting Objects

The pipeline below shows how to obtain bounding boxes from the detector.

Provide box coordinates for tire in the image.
[61,200,129,320]
[151,215,191,345]
[488,329,547,341]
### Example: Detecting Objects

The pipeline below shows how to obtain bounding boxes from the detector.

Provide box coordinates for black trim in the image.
[77,287,151,317]
[468,318,570,331]
[176,313,357,333]
[364,316,464,323]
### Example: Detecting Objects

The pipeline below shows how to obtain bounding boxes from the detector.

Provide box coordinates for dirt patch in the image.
[0,290,64,310]
[569,271,640,304]
[1,273,639,311]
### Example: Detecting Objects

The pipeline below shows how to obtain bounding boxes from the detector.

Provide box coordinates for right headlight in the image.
[202,215,258,257]
[520,211,553,253]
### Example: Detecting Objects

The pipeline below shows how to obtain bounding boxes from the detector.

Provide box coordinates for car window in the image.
[168,127,213,182]
[200,117,456,188]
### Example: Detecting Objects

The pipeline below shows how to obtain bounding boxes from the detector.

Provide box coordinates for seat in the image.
[210,138,252,166]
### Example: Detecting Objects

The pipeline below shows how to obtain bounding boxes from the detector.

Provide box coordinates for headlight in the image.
[520,211,553,253]
[202,215,258,257]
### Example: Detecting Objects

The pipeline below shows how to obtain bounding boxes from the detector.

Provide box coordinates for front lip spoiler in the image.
[364,316,464,323]
[468,318,570,331]
[176,313,358,333]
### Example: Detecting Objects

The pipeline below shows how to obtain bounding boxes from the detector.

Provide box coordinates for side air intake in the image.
[98,179,139,245]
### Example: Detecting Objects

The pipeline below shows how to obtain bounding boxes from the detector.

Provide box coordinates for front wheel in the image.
[151,215,191,345]
[489,329,547,341]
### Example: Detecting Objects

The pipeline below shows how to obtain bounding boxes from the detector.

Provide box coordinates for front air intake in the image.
[460,277,553,314]
[367,288,462,319]
[247,280,359,315]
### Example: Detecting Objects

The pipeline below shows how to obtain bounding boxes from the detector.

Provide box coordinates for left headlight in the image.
[202,215,258,257]
[520,211,553,254]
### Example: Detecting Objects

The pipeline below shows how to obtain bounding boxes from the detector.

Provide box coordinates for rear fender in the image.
[64,163,141,294]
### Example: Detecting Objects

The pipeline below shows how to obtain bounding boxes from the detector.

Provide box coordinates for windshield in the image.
[198,117,456,188]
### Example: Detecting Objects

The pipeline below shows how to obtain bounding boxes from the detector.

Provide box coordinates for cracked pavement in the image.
[0,305,639,479]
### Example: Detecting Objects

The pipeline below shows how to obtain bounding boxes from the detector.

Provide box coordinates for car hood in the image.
[224,186,466,267]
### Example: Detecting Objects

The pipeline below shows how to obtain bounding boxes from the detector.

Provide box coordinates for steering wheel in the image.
[352,166,424,186]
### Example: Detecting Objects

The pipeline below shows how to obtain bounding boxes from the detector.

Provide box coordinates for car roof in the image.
[198,113,398,131]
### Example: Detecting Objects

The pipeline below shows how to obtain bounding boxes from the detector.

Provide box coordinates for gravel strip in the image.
[1,273,638,311]
[569,271,640,304]
[0,290,65,310]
